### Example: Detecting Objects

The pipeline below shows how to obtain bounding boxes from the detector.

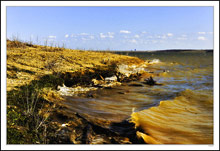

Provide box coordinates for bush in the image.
[7,73,63,144]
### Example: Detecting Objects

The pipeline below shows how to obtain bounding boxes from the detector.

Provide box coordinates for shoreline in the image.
[7,40,154,144]
[6,40,213,144]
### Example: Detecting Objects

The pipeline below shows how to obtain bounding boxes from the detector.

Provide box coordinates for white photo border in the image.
[1,1,219,150]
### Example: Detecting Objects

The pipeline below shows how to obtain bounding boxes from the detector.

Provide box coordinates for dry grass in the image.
[7,40,144,91]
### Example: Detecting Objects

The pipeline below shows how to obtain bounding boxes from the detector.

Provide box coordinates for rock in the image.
[84,124,112,144]
[117,90,130,94]
[56,127,72,143]
[143,76,156,86]
[70,128,84,144]
[90,135,111,144]
[111,136,132,144]
[104,87,113,89]
[147,59,161,64]
[58,84,98,96]
[86,93,94,98]
[85,124,95,144]
[92,79,102,86]
[118,92,125,94]
[116,64,146,82]
[105,75,117,82]
[92,78,121,88]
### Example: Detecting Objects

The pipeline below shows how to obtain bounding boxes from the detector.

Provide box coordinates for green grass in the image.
[6,73,62,144]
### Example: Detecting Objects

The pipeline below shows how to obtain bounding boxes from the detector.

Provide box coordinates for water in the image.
[62,50,213,144]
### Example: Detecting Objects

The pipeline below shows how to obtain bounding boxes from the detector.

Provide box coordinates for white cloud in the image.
[70,34,76,37]
[108,32,114,35]
[100,32,114,39]
[161,35,167,39]
[177,34,187,40]
[134,34,140,38]
[167,33,173,37]
[129,39,137,44]
[79,33,89,36]
[109,35,114,38]
[159,40,165,43]
[48,35,56,39]
[141,31,147,34]
[76,33,96,40]
[65,34,69,38]
[80,35,95,41]
[100,33,107,39]
[177,37,187,40]
[197,36,206,40]
[107,32,114,38]
[198,32,206,35]
[156,35,167,39]
[120,30,131,34]
[207,32,213,34]
[89,36,95,39]
[81,37,87,41]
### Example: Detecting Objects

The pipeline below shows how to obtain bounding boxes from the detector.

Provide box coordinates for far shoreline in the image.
[110,49,213,53]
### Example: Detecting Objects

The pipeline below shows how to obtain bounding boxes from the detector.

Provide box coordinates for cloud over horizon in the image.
[48,35,56,39]
[120,30,131,34]
[197,36,206,40]
[65,34,69,38]
[167,33,173,37]
[100,32,114,39]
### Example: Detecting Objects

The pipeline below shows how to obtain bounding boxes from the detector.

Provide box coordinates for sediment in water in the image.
[130,89,213,144]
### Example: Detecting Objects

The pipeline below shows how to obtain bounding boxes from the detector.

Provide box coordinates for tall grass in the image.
[7,84,47,144]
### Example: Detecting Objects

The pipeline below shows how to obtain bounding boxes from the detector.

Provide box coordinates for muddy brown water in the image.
[61,50,213,144]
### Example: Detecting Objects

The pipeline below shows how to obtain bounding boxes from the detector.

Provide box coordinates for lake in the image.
[62,50,213,144]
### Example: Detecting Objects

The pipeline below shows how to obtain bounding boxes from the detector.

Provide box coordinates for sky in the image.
[7,6,214,51]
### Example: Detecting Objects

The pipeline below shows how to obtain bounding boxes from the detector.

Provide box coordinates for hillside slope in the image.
[6,40,147,144]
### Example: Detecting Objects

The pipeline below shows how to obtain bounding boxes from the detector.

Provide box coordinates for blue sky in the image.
[7,6,213,50]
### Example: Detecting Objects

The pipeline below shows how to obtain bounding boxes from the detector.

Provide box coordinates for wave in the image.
[130,89,213,144]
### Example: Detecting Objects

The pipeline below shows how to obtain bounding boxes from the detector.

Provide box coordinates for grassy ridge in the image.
[7,40,143,91]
